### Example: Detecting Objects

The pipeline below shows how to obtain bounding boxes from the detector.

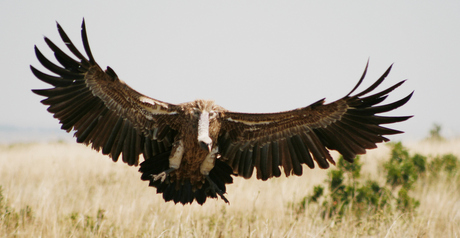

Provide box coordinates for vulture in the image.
[31,20,413,205]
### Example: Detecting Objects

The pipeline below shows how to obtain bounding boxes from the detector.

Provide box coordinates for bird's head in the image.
[188,100,220,152]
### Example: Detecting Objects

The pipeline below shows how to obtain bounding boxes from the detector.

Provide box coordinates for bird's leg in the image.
[205,175,229,204]
[152,168,176,182]
[201,148,228,203]
[152,140,184,183]
[200,147,218,175]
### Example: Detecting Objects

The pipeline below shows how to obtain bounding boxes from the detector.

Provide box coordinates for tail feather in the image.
[139,153,234,205]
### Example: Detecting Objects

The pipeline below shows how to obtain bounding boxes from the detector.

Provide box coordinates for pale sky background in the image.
[1,1,459,143]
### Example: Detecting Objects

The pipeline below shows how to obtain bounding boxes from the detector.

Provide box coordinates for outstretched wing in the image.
[218,62,413,180]
[32,20,182,166]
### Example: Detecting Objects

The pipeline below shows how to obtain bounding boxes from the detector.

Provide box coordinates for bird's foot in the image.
[151,168,176,183]
[205,175,229,204]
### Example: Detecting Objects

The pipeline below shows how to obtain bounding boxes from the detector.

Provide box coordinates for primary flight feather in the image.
[32,20,413,205]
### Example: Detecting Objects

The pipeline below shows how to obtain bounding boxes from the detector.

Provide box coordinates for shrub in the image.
[427,123,445,141]
[429,153,459,177]
[295,142,432,218]
[384,142,425,190]
[316,156,393,218]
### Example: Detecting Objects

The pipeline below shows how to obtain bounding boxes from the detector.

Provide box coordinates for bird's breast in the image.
[170,144,210,189]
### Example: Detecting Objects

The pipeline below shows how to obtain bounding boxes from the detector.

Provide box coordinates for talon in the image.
[151,168,176,183]
[206,175,229,204]
[152,172,167,182]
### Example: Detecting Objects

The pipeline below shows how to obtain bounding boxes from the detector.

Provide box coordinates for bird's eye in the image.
[209,111,217,118]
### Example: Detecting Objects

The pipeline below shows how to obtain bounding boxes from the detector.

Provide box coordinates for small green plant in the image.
[429,153,459,177]
[427,123,445,141]
[382,142,426,212]
[384,142,426,190]
[309,185,324,203]
[396,187,420,212]
[0,186,34,234]
[68,209,106,234]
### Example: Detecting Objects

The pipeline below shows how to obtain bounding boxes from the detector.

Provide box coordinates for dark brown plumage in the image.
[32,20,413,205]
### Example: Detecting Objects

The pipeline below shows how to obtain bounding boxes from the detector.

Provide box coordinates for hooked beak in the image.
[199,140,212,152]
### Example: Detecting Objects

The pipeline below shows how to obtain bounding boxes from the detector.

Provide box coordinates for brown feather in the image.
[259,143,270,180]
[301,132,329,169]
[32,20,412,205]
[220,63,412,177]
[270,141,282,177]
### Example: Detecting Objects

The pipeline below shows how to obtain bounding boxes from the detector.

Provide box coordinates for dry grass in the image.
[1,139,460,237]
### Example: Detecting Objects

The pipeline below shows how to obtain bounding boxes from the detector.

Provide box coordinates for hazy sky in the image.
[1,1,459,142]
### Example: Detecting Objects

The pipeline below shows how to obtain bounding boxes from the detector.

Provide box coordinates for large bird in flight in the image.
[32,20,413,205]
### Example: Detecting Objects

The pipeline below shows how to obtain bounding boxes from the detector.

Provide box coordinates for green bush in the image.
[429,153,459,177]
[294,142,439,218]
[313,156,393,218]
[397,187,420,212]
[384,142,425,190]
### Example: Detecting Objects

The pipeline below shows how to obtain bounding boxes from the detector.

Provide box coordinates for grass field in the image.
[1,139,459,237]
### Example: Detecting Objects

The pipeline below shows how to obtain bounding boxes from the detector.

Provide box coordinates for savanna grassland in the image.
[1,139,460,237]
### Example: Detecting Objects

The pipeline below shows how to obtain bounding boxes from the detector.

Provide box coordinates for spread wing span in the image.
[219,63,413,180]
[32,20,413,205]
[31,20,181,166]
